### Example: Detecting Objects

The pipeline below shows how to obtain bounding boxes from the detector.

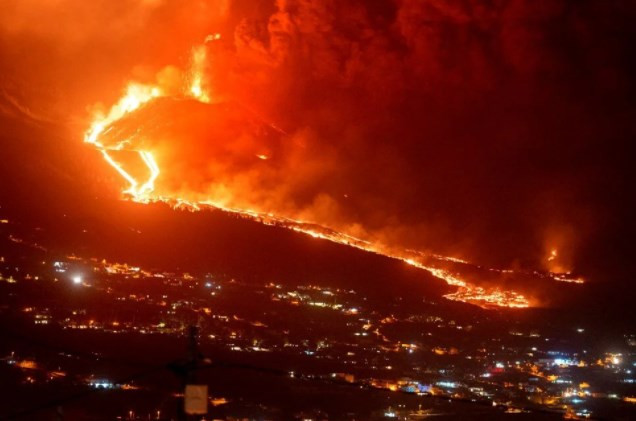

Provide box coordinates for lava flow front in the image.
[83,37,586,310]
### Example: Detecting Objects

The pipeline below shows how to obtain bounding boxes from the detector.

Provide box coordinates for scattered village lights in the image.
[3,246,633,419]
[0,251,623,409]
[90,380,114,389]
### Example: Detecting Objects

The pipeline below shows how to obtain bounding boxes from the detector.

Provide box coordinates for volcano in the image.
[1,1,635,417]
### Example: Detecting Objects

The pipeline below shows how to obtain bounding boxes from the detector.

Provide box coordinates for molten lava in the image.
[84,37,583,310]
[85,83,163,201]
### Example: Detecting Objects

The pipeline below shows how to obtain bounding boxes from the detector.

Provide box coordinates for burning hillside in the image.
[82,55,591,308]
[2,0,635,307]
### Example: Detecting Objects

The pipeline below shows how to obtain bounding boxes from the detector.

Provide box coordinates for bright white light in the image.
[437,381,457,388]
[72,276,82,285]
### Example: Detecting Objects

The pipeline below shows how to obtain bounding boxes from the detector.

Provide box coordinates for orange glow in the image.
[49,371,67,379]
[552,273,585,284]
[210,397,229,406]
[189,44,211,103]
[543,239,578,276]
[83,35,596,310]
[16,360,37,370]
[85,81,164,201]
[85,83,162,147]
[89,80,530,308]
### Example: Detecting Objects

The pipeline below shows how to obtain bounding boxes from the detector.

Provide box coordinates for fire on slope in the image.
[85,35,217,201]
[83,37,582,310]
[85,83,163,200]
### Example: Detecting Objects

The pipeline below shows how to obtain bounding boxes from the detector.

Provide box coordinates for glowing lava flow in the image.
[83,86,533,308]
[85,83,163,201]
[87,96,532,308]
[84,87,532,308]
[83,37,582,310]
[84,38,214,200]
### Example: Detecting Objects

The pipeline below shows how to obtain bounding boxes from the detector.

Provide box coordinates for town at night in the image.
[1,1,635,419]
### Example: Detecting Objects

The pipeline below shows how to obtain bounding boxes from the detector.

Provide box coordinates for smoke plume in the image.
[1,0,635,281]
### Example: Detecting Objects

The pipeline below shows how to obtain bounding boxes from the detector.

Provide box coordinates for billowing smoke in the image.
[1,0,635,281]
[0,0,231,122]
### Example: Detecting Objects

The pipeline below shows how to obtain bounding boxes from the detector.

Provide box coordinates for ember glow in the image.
[2,0,633,298]
[85,83,163,200]
[189,44,212,103]
[83,58,539,309]
[82,15,615,310]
